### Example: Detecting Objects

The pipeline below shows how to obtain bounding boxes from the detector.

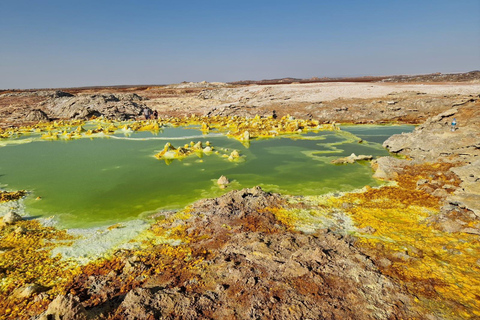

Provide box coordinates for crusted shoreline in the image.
[1,78,479,319]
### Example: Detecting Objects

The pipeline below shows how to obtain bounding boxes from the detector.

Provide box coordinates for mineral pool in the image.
[0,124,414,228]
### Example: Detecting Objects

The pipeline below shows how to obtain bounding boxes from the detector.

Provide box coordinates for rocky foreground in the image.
[1,75,480,319]
[29,188,417,319]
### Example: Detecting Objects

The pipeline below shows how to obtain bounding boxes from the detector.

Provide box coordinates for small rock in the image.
[217,175,230,189]
[377,258,392,268]
[2,211,23,225]
[14,226,27,234]
[418,185,434,194]
[392,251,413,262]
[34,292,50,303]
[406,246,424,258]
[228,150,240,161]
[372,157,406,181]
[442,184,456,190]
[192,141,203,150]
[358,226,376,234]
[332,153,373,164]
[416,179,429,187]
[12,283,48,299]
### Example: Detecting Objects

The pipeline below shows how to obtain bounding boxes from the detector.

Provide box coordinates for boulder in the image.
[37,294,88,320]
[383,104,479,163]
[2,211,23,225]
[449,159,480,217]
[41,93,146,121]
[118,288,156,319]
[25,109,49,121]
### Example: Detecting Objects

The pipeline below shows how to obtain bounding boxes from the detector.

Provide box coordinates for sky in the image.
[1,0,479,89]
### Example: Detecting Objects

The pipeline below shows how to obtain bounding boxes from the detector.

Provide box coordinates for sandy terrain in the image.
[198,82,480,102]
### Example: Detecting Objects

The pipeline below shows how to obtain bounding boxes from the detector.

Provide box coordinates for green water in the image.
[0,125,413,228]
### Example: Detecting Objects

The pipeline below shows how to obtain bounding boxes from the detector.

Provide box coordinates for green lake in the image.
[0,124,413,228]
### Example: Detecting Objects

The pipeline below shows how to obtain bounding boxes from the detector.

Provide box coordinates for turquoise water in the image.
[0,125,413,228]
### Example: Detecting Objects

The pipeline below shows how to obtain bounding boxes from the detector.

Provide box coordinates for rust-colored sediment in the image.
[328,163,480,318]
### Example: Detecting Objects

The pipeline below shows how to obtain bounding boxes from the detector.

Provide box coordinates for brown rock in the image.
[38,294,88,320]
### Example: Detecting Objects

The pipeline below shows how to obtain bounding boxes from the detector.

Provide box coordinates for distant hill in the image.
[2,71,479,93]
[228,75,388,85]
[380,70,480,83]
[229,71,480,86]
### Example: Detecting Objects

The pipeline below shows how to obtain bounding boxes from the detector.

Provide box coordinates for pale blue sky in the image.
[1,0,479,89]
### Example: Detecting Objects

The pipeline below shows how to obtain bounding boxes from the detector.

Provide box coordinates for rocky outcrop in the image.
[0,90,73,99]
[41,93,147,121]
[450,159,480,217]
[382,70,480,83]
[2,82,480,127]
[199,88,479,124]
[379,98,480,221]
[113,231,416,319]
[25,109,49,121]
[56,187,421,319]
[331,153,373,164]
[383,101,480,163]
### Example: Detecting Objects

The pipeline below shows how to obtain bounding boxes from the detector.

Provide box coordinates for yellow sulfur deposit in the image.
[324,163,480,318]
[0,220,80,319]
[1,115,340,147]
[0,190,26,203]
[154,141,213,161]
